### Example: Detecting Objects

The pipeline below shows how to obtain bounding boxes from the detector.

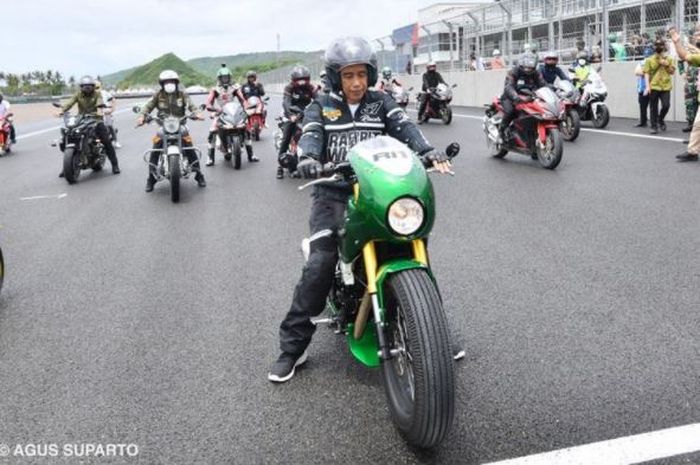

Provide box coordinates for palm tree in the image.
[46,70,53,84]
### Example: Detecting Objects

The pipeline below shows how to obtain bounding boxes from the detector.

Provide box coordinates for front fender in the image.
[347,259,432,368]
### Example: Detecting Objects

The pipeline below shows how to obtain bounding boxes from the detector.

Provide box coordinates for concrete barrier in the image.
[267,62,690,122]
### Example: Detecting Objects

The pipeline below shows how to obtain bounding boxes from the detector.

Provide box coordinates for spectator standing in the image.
[634,47,653,128]
[491,49,506,69]
[643,39,675,134]
[678,31,700,132]
[670,27,700,161]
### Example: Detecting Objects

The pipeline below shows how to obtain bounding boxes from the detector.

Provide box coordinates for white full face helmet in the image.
[158,70,180,94]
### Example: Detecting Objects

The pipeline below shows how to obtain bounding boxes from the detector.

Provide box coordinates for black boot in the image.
[59,171,65,178]
[195,171,206,187]
[246,145,259,162]
[145,175,156,192]
[276,166,284,179]
[112,164,121,175]
[206,147,215,166]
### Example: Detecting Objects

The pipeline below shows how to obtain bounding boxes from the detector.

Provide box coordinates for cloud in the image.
[7,0,436,76]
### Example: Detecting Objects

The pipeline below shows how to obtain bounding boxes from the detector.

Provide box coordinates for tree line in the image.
[0,70,76,96]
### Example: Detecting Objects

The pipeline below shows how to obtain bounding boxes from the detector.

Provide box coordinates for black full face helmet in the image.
[290,65,310,87]
[79,75,96,95]
[324,36,378,93]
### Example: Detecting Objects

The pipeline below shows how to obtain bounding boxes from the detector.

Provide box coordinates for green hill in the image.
[187,51,319,77]
[116,53,213,89]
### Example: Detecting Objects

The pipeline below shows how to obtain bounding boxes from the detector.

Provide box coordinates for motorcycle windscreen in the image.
[535,87,560,116]
[556,80,575,94]
[222,101,246,124]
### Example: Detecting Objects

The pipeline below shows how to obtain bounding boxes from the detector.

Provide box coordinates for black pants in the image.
[95,122,118,168]
[108,125,117,142]
[638,92,650,126]
[649,90,670,128]
[278,121,297,156]
[10,124,15,142]
[279,194,347,355]
[418,94,428,118]
[500,96,518,129]
[148,138,200,180]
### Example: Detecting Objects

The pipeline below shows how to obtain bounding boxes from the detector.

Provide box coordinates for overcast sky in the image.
[9,0,440,77]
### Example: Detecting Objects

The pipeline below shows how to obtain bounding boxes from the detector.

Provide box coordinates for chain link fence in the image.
[260,0,698,85]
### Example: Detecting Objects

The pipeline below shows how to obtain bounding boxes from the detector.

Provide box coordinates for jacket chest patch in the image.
[323,107,342,122]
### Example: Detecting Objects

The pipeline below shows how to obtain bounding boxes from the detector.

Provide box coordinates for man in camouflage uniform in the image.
[57,75,120,176]
[137,70,205,191]
[678,30,700,132]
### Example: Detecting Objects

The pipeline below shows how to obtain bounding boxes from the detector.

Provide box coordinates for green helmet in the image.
[381,66,392,79]
[217,66,232,86]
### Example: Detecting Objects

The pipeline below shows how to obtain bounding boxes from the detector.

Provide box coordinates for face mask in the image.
[164,83,176,94]
[578,59,586,66]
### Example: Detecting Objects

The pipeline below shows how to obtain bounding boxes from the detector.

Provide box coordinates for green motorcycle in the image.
[300,136,460,448]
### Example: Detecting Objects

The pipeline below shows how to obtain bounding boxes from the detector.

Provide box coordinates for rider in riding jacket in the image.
[538,51,570,85]
[57,75,120,176]
[205,65,255,166]
[499,52,547,141]
[277,65,317,179]
[417,62,446,123]
[241,70,267,129]
[376,66,402,93]
[268,36,458,383]
[137,70,205,192]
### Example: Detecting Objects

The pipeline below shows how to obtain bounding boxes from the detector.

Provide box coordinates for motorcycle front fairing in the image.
[339,137,437,367]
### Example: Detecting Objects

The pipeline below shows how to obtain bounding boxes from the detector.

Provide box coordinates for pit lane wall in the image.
[264,62,689,122]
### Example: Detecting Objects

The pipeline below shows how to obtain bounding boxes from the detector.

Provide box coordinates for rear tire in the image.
[381,269,455,449]
[561,110,581,142]
[592,104,610,129]
[232,135,242,170]
[537,128,563,170]
[63,148,80,184]
[0,245,4,295]
[169,154,181,203]
[254,123,260,141]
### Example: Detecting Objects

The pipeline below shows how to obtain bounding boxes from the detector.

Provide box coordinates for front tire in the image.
[441,106,452,125]
[537,128,563,169]
[381,269,455,449]
[561,110,581,142]
[63,148,80,184]
[231,135,242,170]
[592,104,610,129]
[169,154,181,203]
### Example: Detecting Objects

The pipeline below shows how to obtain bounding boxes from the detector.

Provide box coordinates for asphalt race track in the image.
[0,96,698,464]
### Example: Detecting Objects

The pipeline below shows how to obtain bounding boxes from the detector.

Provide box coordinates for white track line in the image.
[406,109,685,143]
[20,193,67,201]
[483,423,700,465]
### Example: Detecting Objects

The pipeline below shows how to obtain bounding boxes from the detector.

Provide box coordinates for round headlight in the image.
[388,198,424,236]
[164,118,180,134]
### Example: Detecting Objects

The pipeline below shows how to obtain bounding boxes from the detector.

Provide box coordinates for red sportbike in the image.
[483,87,563,169]
[245,95,268,141]
[0,113,14,155]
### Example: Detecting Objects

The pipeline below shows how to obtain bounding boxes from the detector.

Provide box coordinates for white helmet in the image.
[158,70,179,85]
[492,49,501,56]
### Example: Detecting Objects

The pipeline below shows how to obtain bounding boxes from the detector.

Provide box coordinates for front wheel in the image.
[231,135,242,170]
[441,106,452,125]
[592,104,610,129]
[254,122,261,141]
[381,269,455,449]
[561,109,581,142]
[63,148,80,184]
[536,127,563,170]
[169,154,181,203]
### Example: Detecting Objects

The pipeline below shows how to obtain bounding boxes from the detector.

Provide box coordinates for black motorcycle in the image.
[134,106,203,203]
[52,102,107,184]
[273,105,304,178]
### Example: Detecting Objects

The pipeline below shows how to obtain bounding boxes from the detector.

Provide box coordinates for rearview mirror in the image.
[132,105,141,114]
[446,142,460,159]
[263,96,270,102]
[408,87,414,91]
[52,102,61,108]
[451,84,458,89]
[199,103,206,110]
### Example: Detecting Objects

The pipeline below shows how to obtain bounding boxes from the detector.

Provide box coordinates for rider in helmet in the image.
[0,93,16,144]
[95,80,120,148]
[137,70,206,192]
[268,36,460,383]
[204,64,252,166]
[276,65,317,179]
[570,51,592,88]
[499,52,547,141]
[418,61,446,122]
[376,66,402,93]
[538,51,570,85]
[241,70,267,128]
[57,75,120,176]
[491,49,505,69]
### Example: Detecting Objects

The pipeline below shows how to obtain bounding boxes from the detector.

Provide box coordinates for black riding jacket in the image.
[241,82,265,99]
[504,66,547,101]
[299,90,433,198]
[422,71,446,91]
[538,64,569,85]
[282,82,317,116]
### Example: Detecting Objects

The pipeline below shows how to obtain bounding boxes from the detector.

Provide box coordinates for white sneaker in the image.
[114,141,122,148]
